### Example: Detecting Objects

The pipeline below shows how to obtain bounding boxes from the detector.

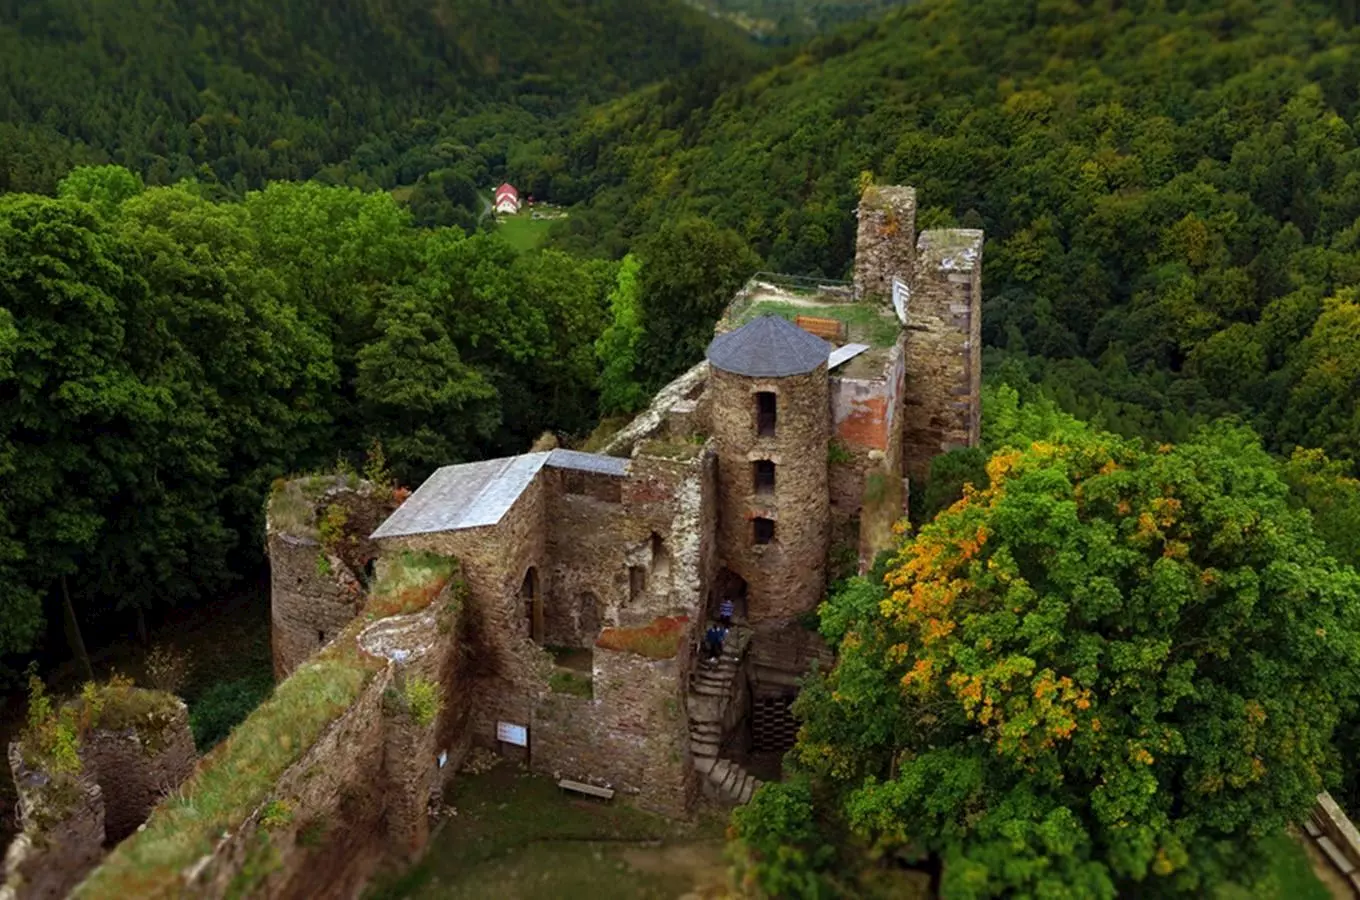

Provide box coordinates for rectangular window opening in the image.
[629,565,647,602]
[753,460,776,495]
[756,392,777,437]
[753,517,776,545]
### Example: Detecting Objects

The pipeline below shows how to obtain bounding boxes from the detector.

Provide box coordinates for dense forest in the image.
[0,0,761,228]
[693,0,910,41]
[558,0,1360,468]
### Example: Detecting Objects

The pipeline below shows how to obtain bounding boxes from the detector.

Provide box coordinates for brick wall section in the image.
[853,185,917,304]
[709,364,830,622]
[3,746,104,900]
[82,702,196,844]
[902,228,984,483]
[749,618,834,682]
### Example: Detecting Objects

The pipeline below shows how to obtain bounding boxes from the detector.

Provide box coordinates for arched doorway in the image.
[712,567,748,623]
[521,567,543,643]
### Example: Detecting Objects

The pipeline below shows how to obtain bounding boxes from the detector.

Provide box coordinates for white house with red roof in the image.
[494,183,520,215]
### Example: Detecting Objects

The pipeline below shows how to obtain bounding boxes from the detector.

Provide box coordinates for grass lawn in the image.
[1216,832,1335,900]
[368,759,727,900]
[495,211,556,252]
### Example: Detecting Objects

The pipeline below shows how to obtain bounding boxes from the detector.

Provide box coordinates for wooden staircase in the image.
[688,626,762,806]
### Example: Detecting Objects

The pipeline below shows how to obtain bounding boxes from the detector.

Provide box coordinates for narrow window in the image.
[629,565,647,602]
[753,517,776,545]
[317,630,326,644]
[756,392,777,437]
[753,460,776,495]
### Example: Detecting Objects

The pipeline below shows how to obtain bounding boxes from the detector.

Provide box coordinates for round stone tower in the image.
[706,316,831,623]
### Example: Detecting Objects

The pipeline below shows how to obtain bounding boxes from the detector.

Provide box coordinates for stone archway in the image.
[712,566,748,622]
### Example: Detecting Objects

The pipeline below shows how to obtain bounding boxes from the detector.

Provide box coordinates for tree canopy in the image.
[734,420,1360,896]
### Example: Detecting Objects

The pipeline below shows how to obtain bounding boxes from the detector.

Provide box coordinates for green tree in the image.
[56,166,146,218]
[635,218,758,390]
[595,253,647,415]
[737,422,1360,896]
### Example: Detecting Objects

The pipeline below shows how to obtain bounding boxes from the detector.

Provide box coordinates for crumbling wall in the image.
[267,478,398,678]
[3,748,104,900]
[184,668,391,900]
[902,229,984,482]
[854,185,918,304]
[709,364,830,622]
[82,701,196,844]
[532,642,696,818]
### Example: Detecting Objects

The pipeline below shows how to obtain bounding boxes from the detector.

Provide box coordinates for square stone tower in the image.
[851,185,983,483]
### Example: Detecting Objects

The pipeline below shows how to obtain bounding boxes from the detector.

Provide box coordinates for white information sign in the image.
[496,721,528,747]
[891,277,911,325]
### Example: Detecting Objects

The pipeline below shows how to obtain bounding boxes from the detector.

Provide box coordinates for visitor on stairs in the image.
[718,598,734,627]
[703,624,728,663]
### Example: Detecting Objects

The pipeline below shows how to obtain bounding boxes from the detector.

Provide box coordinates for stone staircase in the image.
[688,626,763,806]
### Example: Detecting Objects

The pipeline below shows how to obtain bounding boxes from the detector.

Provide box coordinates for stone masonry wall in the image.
[267,481,396,679]
[709,364,830,622]
[902,229,984,483]
[182,668,391,900]
[82,702,196,845]
[854,185,918,304]
[532,645,695,819]
[378,478,552,749]
[3,747,104,900]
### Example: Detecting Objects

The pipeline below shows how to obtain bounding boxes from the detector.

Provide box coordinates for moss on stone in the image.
[638,439,703,462]
[369,552,462,618]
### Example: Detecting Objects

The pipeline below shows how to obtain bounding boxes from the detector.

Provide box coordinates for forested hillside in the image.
[0,0,759,204]
[694,0,909,41]
[560,0,1360,470]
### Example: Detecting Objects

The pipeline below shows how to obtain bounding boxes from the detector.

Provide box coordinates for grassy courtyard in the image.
[368,756,727,899]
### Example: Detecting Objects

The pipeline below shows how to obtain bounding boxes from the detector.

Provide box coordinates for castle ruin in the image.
[339,184,984,811]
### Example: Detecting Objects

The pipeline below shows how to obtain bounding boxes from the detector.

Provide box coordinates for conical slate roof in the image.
[706,315,832,378]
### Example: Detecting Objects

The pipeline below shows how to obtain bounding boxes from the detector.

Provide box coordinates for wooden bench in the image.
[795,315,846,342]
[558,778,615,801]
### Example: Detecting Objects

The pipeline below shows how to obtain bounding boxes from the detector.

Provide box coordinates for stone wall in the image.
[853,185,918,304]
[81,701,196,844]
[377,479,552,749]
[709,364,830,622]
[3,689,196,900]
[532,643,696,819]
[183,668,391,900]
[2,748,104,900]
[749,618,834,684]
[268,481,396,679]
[902,228,984,482]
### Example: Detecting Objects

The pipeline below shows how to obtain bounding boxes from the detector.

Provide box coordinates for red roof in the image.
[495,183,518,202]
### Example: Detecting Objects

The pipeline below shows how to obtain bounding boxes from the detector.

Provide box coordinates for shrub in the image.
[403,677,442,727]
[144,644,191,695]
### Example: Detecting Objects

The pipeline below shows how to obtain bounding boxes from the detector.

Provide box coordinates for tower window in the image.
[756,392,777,437]
[753,460,776,494]
[753,517,776,545]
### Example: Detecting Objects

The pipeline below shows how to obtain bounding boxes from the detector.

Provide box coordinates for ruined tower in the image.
[852,185,983,483]
[706,316,831,623]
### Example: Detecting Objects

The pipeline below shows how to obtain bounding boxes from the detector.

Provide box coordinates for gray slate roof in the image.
[828,343,871,370]
[707,315,833,378]
[370,449,629,540]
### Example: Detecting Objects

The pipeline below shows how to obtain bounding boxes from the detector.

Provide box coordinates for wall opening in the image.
[756,392,777,437]
[628,565,647,603]
[753,517,776,545]
[753,460,776,495]
[650,532,671,581]
[713,567,748,622]
[521,567,543,643]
